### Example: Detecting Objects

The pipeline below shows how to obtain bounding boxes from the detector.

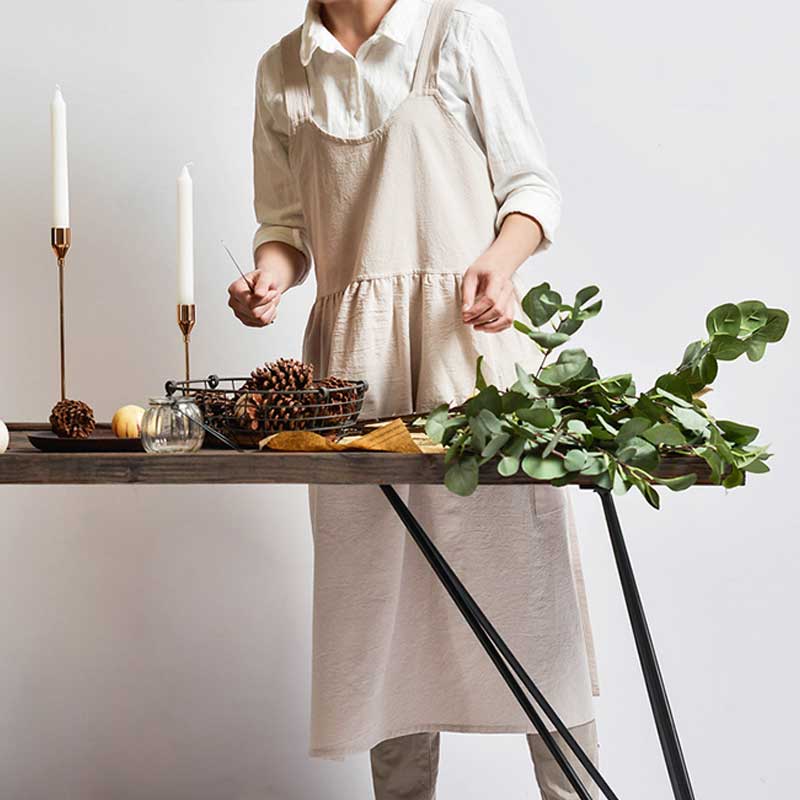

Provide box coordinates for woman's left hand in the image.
[461,261,517,333]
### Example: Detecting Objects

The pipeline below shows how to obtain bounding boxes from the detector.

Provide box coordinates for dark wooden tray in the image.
[28,430,144,453]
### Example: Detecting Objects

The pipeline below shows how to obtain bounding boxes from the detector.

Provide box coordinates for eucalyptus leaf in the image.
[445,457,479,496]
[464,385,503,417]
[566,419,592,438]
[564,449,588,472]
[522,282,562,327]
[632,394,666,422]
[513,320,533,336]
[542,428,565,458]
[474,355,487,390]
[617,417,651,443]
[617,436,660,471]
[717,420,759,446]
[497,455,520,476]
[501,391,530,413]
[514,363,537,397]
[580,454,607,476]
[424,403,451,443]
[641,481,661,509]
[468,415,489,452]
[655,375,694,404]
[696,353,718,386]
[706,303,742,337]
[521,455,567,480]
[477,408,503,434]
[670,406,709,434]
[575,285,600,308]
[576,300,602,320]
[481,433,510,460]
[652,473,697,491]
[758,308,789,342]
[526,331,571,349]
[745,336,768,362]
[517,406,556,428]
[642,422,687,446]
[539,349,589,386]
[722,464,744,489]
[680,340,704,368]
[559,317,584,336]
[736,301,768,334]
[710,335,748,361]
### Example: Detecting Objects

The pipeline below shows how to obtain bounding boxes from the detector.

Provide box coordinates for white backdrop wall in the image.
[1,2,797,798]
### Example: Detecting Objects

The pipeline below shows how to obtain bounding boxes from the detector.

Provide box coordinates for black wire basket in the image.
[165,374,369,449]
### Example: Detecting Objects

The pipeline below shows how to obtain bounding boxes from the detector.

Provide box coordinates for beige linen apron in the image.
[280,0,599,759]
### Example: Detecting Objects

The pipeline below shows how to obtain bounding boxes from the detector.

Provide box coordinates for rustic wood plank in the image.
[0,426,721,486]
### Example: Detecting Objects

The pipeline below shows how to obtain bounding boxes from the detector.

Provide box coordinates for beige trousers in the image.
[370,721,599,800]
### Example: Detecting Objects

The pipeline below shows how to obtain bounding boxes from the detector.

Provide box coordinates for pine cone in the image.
[263,395,308,432]
[50,399,96,439]
[245,357,314,393]
[308,376,358,429]
[240,357,316,433]
[194,391,234,424]
[233,393,264,432]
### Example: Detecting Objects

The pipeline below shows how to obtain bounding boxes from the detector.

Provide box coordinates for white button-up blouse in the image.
[252,0,562,278]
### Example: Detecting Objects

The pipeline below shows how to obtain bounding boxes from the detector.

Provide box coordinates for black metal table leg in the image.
[380,484,620,800]
[593,487,696,800]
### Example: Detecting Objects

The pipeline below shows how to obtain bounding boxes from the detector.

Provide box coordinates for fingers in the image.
[461,269,479,315]
[463,272,509,320]
[228,288,281,328]
[227,268,283,328]
[227,270,278,307]
[250,269,278,303]
[473,309,514,333]
[464,277,514,328]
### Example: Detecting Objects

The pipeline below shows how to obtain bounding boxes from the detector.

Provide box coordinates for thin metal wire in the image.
[221,241,256,293]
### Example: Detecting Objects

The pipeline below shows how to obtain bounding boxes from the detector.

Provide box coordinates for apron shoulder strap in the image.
[279,26,311,130]
[411,0,458,94]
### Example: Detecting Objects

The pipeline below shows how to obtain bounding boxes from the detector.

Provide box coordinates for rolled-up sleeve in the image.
[464,9,562,253]
[252,52,312,285]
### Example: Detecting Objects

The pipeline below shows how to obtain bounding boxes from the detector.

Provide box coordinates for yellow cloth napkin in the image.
[259,417,424,454]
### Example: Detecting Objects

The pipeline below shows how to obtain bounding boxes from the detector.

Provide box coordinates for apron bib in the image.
[279,0,599,758]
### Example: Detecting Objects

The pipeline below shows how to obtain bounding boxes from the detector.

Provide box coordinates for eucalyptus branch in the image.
[425,282,788,507]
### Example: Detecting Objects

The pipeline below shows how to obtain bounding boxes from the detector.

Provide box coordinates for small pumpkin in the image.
[112,405,145,439]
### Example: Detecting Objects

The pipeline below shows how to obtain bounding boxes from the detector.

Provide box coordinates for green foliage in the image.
[426,284,789,506]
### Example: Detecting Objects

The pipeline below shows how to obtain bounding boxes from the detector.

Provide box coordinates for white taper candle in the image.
[177,163,194,305]
[51,86,69,228]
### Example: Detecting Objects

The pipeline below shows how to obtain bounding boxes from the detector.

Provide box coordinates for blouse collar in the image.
[300,0,420,66]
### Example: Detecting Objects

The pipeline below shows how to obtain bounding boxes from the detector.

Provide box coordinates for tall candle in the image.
[51,86,69,228]
[177,164,194,305]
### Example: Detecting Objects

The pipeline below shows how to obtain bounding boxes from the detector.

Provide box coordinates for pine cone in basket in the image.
[245,357,314,393]
[308,376,358,429]
[240,357,316,433]
[50,399,96,439]
[233,393,265,432]
[193,391,234,424]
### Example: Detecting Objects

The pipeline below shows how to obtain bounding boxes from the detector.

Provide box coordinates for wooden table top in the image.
[0,424,721,487]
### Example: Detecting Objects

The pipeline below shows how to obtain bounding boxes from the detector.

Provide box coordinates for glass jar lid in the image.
[149,395,197,406]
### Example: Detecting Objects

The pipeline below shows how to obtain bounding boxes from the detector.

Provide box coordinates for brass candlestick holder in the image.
[177,303,196,383]
[51,227,71,400]
[48,226,96,439]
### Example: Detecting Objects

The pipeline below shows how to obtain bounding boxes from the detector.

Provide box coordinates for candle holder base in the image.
[177,303,196,384]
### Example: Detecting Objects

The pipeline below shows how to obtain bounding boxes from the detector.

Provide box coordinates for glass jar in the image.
[141,396,205,454]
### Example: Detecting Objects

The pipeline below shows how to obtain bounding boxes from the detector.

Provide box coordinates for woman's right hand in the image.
[227,268,282,328]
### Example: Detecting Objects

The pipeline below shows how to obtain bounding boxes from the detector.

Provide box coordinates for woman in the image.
[228,1,600,797]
